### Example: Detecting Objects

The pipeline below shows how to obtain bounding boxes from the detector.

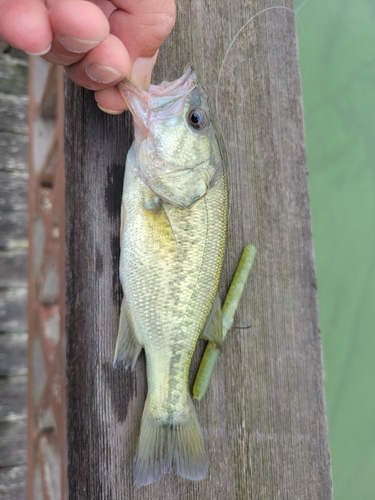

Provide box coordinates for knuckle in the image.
[150,11,176,43]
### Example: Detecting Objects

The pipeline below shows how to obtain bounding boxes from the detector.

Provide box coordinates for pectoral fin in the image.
[200,294,223,347]
[113,298,142,370]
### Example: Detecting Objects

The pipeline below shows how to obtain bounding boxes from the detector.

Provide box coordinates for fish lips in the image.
[118,66,198,136]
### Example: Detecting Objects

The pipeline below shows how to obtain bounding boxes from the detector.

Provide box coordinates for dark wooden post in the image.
[65,1,332,498]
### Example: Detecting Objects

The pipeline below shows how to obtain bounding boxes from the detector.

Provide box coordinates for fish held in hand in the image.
[114,66,228,487]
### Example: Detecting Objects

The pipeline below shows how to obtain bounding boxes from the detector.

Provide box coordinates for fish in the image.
[114,66,228,487]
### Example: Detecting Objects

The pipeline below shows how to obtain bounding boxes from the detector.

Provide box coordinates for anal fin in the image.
[113,298,142,370]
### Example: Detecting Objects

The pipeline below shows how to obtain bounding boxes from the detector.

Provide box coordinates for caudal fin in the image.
[134,397,207,487]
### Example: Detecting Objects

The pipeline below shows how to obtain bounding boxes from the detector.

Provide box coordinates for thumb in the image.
[0,0,52,55]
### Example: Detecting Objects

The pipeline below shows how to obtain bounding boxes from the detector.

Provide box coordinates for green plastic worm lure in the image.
[193,244,257,400]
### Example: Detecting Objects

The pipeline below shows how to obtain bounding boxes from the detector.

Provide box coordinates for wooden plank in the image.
[0,36,29,500]
[0,54,28,96]
[0,419,27,468]
[0,249,28,288]
[0,132,28,172]
[0,210,28,250]
[0,464,27,500]
[0,333,28,377]
[0,170,28,211]
[0,289,27,333]
[0,376,27,420]
[0,92,28,135]
[65,1,332,498]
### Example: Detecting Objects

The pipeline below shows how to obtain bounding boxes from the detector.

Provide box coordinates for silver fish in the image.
[114,66,228,486]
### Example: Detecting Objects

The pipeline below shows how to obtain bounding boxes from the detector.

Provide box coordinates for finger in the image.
[94,50,158,113]
[94,86,128,114]
[65,34,131,90]
[81,0,117,18]
[109,0,176,61]
[0,0,52,55]
[43,0,109,66]
[127,50,158,89]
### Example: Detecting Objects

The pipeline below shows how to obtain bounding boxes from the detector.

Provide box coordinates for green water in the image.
[296,0,375,498]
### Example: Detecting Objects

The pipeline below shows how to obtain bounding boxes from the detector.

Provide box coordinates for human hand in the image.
[0,0,176,113]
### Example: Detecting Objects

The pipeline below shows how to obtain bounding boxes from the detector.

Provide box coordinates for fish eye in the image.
[187,108,208,130]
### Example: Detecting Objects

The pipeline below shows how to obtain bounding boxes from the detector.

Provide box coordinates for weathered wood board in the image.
[0,93,28,135]
[0,375,27,419]
[0,54,28,96]
[0,464,27,500]
[0,249,28,288]
[0,289,28,333]
[0,170,28,210]
[65,1,332,498]
[0,132,28,172]
[0,50,28,500]
[0,333,28,377]
[0,420,27,467]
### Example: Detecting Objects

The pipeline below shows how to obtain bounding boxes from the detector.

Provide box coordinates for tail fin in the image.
[134,397,207,487]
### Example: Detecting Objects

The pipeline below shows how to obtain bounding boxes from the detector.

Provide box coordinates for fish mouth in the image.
[147,65,197,108]
[118,66,198,133]
[119,65,196,107]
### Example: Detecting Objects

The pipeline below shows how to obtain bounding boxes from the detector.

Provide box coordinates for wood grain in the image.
[0,333,28,377]
[0,54,28,96]
[0,132,28,172]
[0,210,28,250]
[0,376,27,420]
[0,289,27,333]
[0,170,28,211]
[0,250,28,288]
[65,1,332,498]
[0,49,28,500]
[0,93,28,135]
[0,419,27,468]
[0,464,27,500]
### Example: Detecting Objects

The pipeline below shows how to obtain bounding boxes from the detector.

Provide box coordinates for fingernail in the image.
[86,64,122,84]
[26,44,52,56]
[97,104,124,115]
[129,52,158,90]
[61,35,101,53]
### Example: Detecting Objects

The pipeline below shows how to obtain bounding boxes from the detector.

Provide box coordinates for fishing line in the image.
[214,5,296,232]
[234,322,252,330]
[295,0,312,14]
[215,6,296,120]
[213,6,295,326]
